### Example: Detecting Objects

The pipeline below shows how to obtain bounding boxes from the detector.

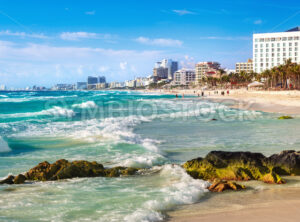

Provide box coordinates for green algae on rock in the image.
[278,116,293,120]
[0,159,140,185]
[183,150,300,184]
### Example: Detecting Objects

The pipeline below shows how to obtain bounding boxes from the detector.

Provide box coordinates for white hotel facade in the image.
[253,27,300,73]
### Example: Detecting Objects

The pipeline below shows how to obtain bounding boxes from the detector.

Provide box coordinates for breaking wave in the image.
[125,164,210,222]
[0,106,75,119]
[72,101,97,109]
[0,137,11,153]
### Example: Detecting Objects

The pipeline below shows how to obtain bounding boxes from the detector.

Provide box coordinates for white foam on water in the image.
[0,95,78,103]
[0,95,8,98]
[125,164,210,222]
[120,154,164,168]
[72,101,97,109]
[8,114,164,167]
[0,106,75,118]
[0,137,11,153]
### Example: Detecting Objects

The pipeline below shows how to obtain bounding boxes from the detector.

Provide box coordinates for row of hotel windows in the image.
[254,36,300,42]
[254,52,298,57]
[255,42,298,48]
[255,48,298,53]
[254,57,298,62]
[255,59,298,68]
[237,65,253,68]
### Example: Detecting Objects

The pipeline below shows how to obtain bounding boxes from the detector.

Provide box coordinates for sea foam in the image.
[0,106,75,119]
[0,137,11,153]
[125,164,210,222]
[72,101,97,109]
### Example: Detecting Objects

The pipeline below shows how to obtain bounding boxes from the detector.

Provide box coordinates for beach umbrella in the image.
[248,81,264,87]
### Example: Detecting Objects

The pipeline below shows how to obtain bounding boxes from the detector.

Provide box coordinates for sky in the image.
[0,0,300,88]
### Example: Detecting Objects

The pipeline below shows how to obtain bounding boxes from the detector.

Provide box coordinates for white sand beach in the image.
[168,178,300,222]
[143,89,300,115]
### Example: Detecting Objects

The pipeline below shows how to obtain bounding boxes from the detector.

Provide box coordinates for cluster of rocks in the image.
[0,159,139,185]
[1,150,300,193]
[183,150,300,185]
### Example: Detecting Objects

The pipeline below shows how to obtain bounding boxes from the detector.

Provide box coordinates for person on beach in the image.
[202,91,204,97]
[176,94,178,98]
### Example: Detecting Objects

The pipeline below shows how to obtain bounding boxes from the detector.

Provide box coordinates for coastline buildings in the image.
[76,82,87,90]
[153,59,178,80]
[87,76,106,90]
[195,62,221,82]
[253,27,300,73]
[109,82,125,89]
[153,66,168,79]
[173,69,195,86]
[236,59,253,73]
[125,80,136,88]
[98,76,106,84]
[96,83,108,89]
[52,84,74,90]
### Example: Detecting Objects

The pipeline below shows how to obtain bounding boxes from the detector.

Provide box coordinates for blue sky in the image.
[0,0,300,87]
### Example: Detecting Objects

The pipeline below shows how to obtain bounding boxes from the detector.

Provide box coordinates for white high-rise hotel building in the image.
[253,27,300,73]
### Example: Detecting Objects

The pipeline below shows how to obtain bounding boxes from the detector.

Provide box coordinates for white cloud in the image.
[135,37,183,47]
[60,32,98,41]
[0,30,47,39]
[77,65,83,75]
[85,11,95,15]
[98,66,110,72]
[254,19,263,25]
[120,62,128,70]
[60,32,114,41]
[0,41,164,87]
[180,55,195,69]
[172,9,195,16]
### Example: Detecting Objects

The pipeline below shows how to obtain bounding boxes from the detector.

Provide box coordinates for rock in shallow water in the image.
[0,159,139,185]
[13,174,26,184]
[278,116,293,120]
[0,175,15,185]
[183,150,300,184]
[24,159,139,181]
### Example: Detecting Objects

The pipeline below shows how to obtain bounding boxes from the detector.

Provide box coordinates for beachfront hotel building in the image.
[173,68,195,86]
[253,27,300,73]
[195,62,221,83]
[153,59,178,80]
[236,59,253,73]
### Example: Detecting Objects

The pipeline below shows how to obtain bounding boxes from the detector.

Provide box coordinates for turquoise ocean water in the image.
[0,91,300,221]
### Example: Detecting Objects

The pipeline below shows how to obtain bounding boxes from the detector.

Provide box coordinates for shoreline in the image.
[167,177,300,222]
[140,89,300,115]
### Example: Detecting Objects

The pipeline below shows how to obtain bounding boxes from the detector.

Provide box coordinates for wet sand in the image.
[168,177,300,222]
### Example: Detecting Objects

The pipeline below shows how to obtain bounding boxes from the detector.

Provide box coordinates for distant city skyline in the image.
[0,0,300,87]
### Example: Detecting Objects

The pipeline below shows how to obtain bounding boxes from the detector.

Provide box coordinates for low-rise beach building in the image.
[236,59,253,73]
[173,68,195,86]
[195,62,221,82]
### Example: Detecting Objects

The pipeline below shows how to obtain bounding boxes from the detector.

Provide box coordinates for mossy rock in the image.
[278,116,293,120]
[23,159,139,182]
[183,151,297,184]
